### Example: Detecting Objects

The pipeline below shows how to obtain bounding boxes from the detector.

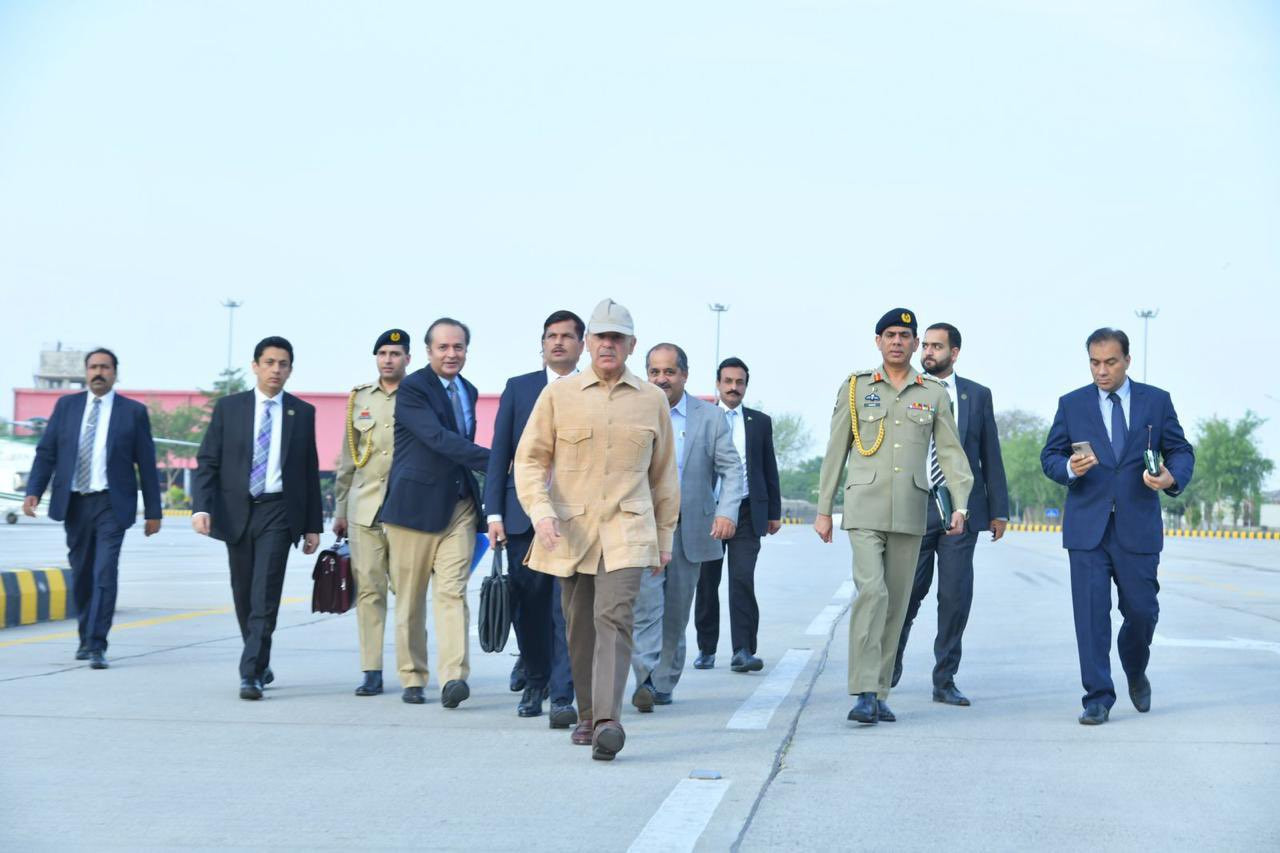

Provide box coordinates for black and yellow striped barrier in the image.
[162,509,192,517]
[1007,523,1280,540]
[0,568,76,628]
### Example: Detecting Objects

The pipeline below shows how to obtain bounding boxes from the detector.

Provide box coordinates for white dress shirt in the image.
[670,392,688,479]
[77,389,115,493]
[253,387,285,495]
[718,399,749,498]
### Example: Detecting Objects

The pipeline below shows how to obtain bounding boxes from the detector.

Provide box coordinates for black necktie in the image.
[1108,391,1127,460]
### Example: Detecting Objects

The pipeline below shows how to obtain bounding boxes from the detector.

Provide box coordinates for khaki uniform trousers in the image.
[348,520,394,672]
[384,499,476,689]
[560,561,644,724]
[847,529,923,697]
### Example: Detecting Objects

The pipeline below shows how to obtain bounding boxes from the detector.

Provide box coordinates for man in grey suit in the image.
[631,344,744,710]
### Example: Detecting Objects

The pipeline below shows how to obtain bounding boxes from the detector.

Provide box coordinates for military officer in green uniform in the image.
[333,328,411,697]
[815,309,974,725]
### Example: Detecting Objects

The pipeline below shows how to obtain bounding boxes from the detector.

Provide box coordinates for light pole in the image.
[1134,308,1158,382]
[709,303,730,368]
[221,299,243,372]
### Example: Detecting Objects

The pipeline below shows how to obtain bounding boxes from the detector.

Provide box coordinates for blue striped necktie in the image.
[249,400,274,496]
[74,397,102,492]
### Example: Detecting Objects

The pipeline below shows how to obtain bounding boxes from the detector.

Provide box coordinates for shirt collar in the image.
[546,366,579,385]
[579,365,643,390]
[670,392,689,416]
[1097,377,1131,402]
[718,399,743,415]
[87,389,115,406]
[253,387,284,406]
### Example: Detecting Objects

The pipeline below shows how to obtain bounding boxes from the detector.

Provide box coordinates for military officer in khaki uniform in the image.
[333,328,411,697]
[815,308,974,725]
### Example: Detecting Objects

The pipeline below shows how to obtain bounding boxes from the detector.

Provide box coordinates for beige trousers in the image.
[384,500,476,689]
[348,520,394,672]
[560,562,644,724]
[847,528,923,698]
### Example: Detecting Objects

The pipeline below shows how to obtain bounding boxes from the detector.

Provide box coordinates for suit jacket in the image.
[675,396,744,562]
[26,391,162,531]
[1040,381,1194,554]
[380,366,489,534]
[193,390,323,545]
[951,376,1010,532]
[483,369,548,536]
[738,405,783,537]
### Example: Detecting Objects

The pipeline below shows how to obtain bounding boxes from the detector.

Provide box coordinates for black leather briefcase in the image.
[477,544,512,653]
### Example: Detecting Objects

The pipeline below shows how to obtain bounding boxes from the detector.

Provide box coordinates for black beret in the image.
[875,308,917,336]
[373,329,410,354]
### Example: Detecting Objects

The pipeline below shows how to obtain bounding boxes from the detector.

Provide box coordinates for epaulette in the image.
[351,382,374,392]
[846,368,875,384]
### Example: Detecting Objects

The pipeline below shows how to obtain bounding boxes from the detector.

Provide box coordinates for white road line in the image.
[726,647,814,730]
[628,778,731,853]
[833,579,854,601]
[1154,633,1280,656]
[805,604,844,636]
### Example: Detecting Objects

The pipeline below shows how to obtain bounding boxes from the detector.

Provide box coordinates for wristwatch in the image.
[957,508,970,519]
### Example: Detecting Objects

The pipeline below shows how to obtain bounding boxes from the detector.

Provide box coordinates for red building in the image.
[13,388,502,472]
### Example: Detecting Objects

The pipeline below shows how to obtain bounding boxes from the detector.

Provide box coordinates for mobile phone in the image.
[1070,441,1094,458]
[1144,449,1161,476]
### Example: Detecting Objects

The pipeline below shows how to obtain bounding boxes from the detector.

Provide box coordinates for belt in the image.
[250,492,285,504]
[72,490,108,497]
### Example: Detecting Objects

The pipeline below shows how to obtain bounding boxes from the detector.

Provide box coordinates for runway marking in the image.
[726,647,814,730]
[1154,633,1280,656]
[0,596,309,649]
[805,604,844,636]
[833,579,854,600]
[627,776,730,852]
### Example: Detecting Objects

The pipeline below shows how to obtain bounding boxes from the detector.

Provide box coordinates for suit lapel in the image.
[1083,388,1117,466]
[280,392,295,464]
[681,401,700,471]
[1123,383,1150,460]
[954,379,969,444]
[105,394,126,466]
[66,392,87,447]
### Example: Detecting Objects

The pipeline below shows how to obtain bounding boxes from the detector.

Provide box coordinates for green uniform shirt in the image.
[333,381,397,528]
[817,365,974,534]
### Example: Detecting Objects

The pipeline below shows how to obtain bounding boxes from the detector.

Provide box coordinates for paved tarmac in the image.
[1,518,1277,851]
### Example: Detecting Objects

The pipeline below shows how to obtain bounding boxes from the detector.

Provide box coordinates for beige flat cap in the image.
[587,298,635,336]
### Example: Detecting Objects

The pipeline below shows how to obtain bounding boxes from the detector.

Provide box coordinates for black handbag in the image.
[477,543,512,653]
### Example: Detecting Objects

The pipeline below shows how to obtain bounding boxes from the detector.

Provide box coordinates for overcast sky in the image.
[2,2,1277,483]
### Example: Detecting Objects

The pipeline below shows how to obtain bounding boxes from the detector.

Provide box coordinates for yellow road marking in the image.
[0,595,309,649]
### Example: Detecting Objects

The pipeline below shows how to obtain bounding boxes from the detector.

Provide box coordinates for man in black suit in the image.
[24,348,163,669]
[694,357,782,673]
[484,310,583,725]
[893,322,1009,706]
[381,318,489,708]
[193,336,322,700]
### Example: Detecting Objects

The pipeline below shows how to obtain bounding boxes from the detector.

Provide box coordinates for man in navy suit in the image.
[193,337,323,699]
[484,310,583,726]
[894,323,1009,706]
[1041,327,1194,725]
[24,348,162,669]
[382,318,489,708]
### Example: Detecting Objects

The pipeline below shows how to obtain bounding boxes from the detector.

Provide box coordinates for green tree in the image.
[779,455,824,502]
[996,409,1066,522]
[147,402,206,492]
[1182,411,1274,528]
[767,412,813,471]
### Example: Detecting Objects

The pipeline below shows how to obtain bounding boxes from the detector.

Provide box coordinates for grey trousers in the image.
[631,542,699,693]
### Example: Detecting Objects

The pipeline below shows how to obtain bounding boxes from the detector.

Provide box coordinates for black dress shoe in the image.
[441,679,470,709]
[239,678,262,700]
[653,690,673,706]
[848,692,878,724]
[75,646,90,661]
[509,658,526,692]
[890,659,903,688]
[355,671,383,697]
[89,651,108,670]
[876,699,896,722]
[932,683,971,706]
[402,686,426,704]
[517,686,544,717]
[1128,673,1151,713]
[730,650,764,673]
[261,667,274,687]
[631,681,655,713]
[693,653,715,670]
[549,702,578,729]
[1078,703,1109,725]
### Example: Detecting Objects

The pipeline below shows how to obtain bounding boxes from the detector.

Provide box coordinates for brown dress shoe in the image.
[571,719,594,745]
[592,720,626,761]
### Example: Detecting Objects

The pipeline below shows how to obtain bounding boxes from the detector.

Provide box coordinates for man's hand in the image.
[191,512,211,536]
[22,496,39,518]
[332,517,348,538]
[144,519,161,537]
[767,519,782,535]
[648,550,671,576]
[487,520,507,549]
[710,516,736,540]
[535,517,561,551]
[990,518,1007,542]
[1142,463,1176,492]
[302,533,320,555]
[946,511,966,536]
[1069,452,1098,478]
[814,513,833,543]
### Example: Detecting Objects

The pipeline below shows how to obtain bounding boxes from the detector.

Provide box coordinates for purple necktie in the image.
[249,400,274,496]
